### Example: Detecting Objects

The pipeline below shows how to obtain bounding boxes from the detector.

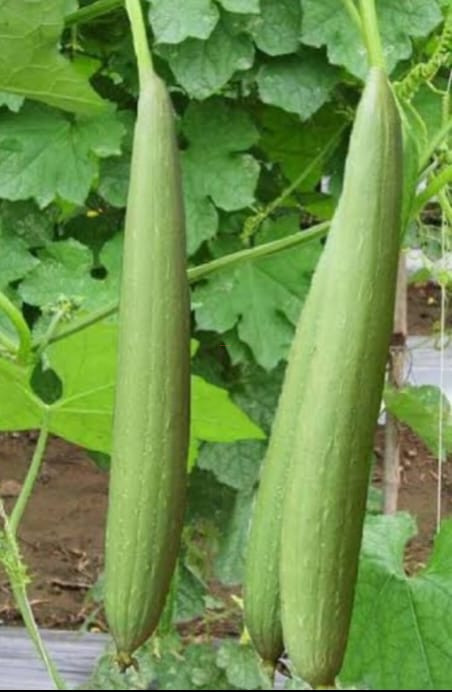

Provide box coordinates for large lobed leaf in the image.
[0,324,263,464]
[342,513,452,690]
[0,0,106,114]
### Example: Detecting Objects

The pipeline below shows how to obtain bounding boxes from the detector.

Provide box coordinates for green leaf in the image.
[384,384,452,457]
[257,52,339,120]
[0,229,38,287]
[413,83,448,145]
[159,21,255,99]
[215,490,254,585]
[97,112,134,208]
[341,513,452,690]
[0,321,261,457]
[0,0,106,115]
[250,0,301,56]
[232,362,285,432]
[198,440,264,491]
[0,104,124,206]
[217,0,260,11]
[174,563,206,623]
[18,239,119,311]
[45,322,117,453]
[187,468,236,527]
[191,375,264,445]
[193,219,322,369]
[97,155,130,207]
[397,98,425,228]
[30,361,62,405]
[300,0,443,78]
[216,641,265,690]
[182,98,260,253]
[148,0,219,43]
[154,641,231,690]
[1,200,55,247]
[0,320,263,461]
[258,103,347,187]
[0,358,42,431]
[84,645,156,690]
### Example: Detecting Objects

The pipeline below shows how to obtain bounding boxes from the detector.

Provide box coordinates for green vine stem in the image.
[0,501,66,690]
[340,0,365,37]
[65,0,123,27]
[125,0,153,83]
[411,165,452,219]
[358,0,386,71]
[32,302,118,351]
[0,328,17,357]
[190,221,330,282]
[241,126,346,242]
[0,291,31,364]
[34,306,72,361]
[9,416,50,536]
[31,220,330,351]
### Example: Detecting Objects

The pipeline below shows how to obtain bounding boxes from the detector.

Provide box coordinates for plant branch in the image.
[0,292,31,364]
[65,0,123,27]
[31,220,330,351]
[9,417,50,536]
[192,221,330,282]
[242,126,346,242]
[358,0,385,71]
[0,502,66,689]
[125,0,153,84]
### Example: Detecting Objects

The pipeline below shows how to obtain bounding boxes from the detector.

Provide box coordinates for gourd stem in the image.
[262,659,276,685]
[124,0,153,85]
[0,291,31,364]
[358,0,385,71]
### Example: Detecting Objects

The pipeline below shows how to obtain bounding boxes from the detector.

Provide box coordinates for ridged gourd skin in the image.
[104,70,190,662]
[244,267,320,664]
[280,68,403,688]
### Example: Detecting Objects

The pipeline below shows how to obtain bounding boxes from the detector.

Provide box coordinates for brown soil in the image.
[0,283,451,631]
[407,281,452,335]
[0,436,107,629]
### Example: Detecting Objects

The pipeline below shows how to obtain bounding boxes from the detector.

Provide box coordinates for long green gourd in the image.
[280,67,402,687]
[244,259,321,666]
[104,23,190,666]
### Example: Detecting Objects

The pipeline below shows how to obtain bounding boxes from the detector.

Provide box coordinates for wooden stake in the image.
[383,253,407,515]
